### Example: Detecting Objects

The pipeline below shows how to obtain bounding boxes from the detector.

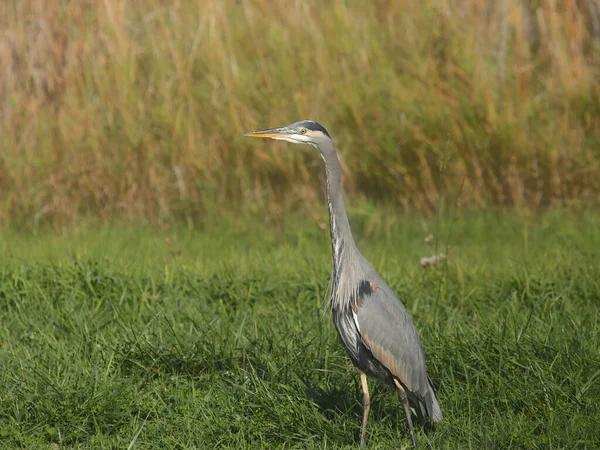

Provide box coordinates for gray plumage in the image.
[245,120,441,447]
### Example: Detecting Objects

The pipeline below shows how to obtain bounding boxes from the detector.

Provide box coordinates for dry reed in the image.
[1,0,599,227]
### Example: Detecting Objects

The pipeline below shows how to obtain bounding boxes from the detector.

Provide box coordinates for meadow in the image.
[1,1,600,448]
[1,211,599,448]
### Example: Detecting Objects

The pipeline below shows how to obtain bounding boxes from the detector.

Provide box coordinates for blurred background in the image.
[2,4,600,448]
[1,0,599,229]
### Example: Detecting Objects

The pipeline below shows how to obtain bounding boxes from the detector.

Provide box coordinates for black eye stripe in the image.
[295,121,331,138]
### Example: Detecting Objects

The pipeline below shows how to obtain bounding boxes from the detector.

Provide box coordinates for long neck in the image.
[317,139,356,274]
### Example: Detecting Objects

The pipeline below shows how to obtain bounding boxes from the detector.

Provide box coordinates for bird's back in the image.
[332,255,442,422]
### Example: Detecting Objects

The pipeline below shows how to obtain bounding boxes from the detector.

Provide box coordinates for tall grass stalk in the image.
[1,0,599,227]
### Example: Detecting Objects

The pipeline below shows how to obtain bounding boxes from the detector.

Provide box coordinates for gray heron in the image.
[245,120,442,447]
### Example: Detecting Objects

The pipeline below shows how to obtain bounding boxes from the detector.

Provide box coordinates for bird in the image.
[245,120,442,447]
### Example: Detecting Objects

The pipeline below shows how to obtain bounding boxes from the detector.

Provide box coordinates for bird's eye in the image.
[300,128,307,134]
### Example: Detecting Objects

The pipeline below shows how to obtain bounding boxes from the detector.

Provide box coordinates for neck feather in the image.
[317,139,361,310]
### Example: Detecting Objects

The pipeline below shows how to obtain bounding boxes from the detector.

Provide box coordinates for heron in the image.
[245,120,442,447]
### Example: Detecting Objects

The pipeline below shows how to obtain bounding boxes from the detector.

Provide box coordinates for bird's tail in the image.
[423,376,443,422]
[399,376,443,423]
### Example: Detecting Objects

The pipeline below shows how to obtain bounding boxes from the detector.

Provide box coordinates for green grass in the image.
[1,211,599,448]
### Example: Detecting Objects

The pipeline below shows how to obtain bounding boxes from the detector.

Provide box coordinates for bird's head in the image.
[245,120,331,147]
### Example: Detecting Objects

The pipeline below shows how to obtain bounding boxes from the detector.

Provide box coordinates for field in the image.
[1,1,600,448]
[1,211,599,449]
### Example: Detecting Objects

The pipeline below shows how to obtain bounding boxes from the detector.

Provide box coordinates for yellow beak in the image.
[244,127,289,139]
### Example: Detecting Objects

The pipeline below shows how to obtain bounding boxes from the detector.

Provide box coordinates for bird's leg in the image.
[393,378,417,448]
[357,368,370,447]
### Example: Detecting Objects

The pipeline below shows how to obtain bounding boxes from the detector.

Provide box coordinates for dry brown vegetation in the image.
[1,0,600,227]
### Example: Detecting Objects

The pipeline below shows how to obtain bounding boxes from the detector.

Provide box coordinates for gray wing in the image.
[354,280,441,420]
